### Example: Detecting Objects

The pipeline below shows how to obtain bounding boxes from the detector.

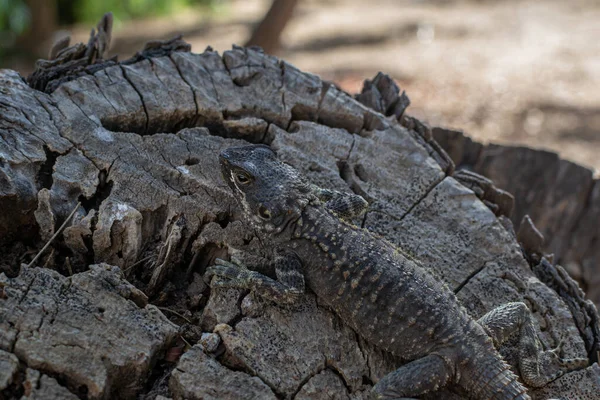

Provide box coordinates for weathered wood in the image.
[0,25,598,399]
[0,265,177,399]
[170,344,277,400]
[433,127,600,311]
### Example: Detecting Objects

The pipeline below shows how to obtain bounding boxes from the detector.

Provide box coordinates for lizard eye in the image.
[234,172,251,184]
[258,206,271,220]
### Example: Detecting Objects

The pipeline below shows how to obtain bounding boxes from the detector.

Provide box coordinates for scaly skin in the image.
[207,144,587,399]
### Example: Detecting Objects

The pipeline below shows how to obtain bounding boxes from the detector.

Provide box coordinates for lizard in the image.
[206,143,588,399]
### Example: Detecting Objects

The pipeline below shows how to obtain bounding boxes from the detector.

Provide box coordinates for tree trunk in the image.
[17,0,58,58]
[245,0,299,54]
[0,23,598,400]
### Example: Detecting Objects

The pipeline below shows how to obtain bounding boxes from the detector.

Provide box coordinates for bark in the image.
[245,0,300,54]
[433,127,600,309]
[0,21,598,399]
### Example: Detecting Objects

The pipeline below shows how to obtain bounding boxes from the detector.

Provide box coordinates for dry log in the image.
[0,21,598,399]
[433,127,600,310]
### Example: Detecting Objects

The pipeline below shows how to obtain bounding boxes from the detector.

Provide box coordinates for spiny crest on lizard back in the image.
[219,144,315,234]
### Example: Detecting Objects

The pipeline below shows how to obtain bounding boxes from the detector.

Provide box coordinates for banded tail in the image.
[462,356,530,400]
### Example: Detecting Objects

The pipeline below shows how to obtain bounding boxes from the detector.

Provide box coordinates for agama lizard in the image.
[207,144,587,399]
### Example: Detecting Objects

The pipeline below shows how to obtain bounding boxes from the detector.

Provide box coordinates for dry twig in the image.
[26,202,81,268]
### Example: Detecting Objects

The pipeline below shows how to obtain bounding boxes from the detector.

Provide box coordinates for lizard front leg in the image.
[477,302,588,387]
[205,252,305,305]
[313,186,369,220]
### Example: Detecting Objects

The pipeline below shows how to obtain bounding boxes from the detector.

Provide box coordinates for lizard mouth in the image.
[219,156,234,188]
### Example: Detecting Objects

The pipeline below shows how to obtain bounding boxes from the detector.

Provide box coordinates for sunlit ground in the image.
[4,0,600,172]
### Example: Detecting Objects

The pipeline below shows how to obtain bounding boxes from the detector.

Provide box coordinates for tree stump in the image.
[0,20,598,400]
[433,127,600,309]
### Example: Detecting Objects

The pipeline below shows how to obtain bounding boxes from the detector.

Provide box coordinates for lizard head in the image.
[219,144,313,234]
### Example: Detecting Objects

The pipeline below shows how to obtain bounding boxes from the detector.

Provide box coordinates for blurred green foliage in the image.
[0,0,29,58]
[0,0,222,35]
[0,0,221,58]
[58,0,222,25]
[0,0,30,34]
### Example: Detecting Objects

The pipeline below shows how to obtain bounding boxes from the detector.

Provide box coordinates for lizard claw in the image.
[214,257,248,270]
[549,338,564,358]
[205,258,255,289]
[210,278,248,289]
[546,335,588,369]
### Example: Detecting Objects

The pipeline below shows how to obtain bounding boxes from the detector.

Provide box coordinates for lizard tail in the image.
[461,356,530,400]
